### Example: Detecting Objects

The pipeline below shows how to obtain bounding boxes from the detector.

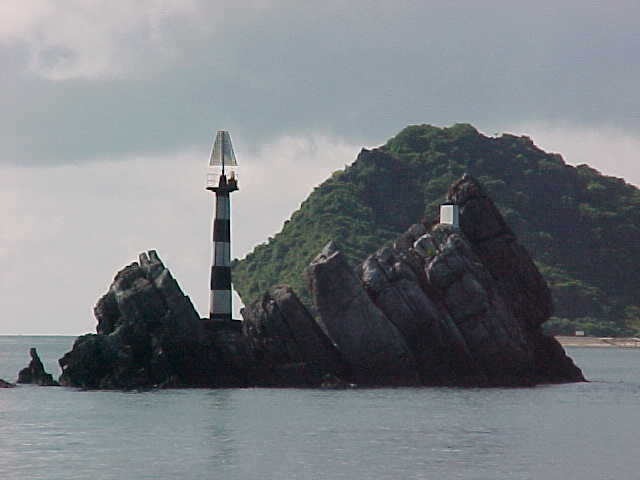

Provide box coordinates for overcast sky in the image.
[2,1,639,335]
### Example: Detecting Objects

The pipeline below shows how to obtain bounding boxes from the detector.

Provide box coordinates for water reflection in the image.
[203,389,236,470]
[2,340,640,480]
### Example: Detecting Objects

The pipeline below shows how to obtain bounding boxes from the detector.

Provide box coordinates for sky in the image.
[1,1,639,335]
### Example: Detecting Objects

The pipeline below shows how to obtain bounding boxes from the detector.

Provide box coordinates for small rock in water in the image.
[17,347,59,386]
[0,378,16,388]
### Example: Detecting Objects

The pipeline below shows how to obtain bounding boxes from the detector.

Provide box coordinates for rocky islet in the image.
[17,347,58,386]
[21,174,584,389]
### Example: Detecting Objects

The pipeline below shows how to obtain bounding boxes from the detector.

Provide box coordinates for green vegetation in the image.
[232,123,640,336]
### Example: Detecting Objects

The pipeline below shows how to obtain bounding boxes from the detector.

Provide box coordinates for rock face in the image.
[422,225,536,382]
[17,348,58,386]
[59,251,249,389]
[308,242,420,385]
[56,175,583,389]
[446,175,582,383]
[57,252,340,389]
[448,174,553,328]
[241,284,347,386]
[359,237,484,385]
[301,174,583,386]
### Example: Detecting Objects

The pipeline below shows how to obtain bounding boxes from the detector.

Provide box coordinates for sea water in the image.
[1,336,639,480]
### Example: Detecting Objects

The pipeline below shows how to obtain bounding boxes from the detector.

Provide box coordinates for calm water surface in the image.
[1,336,639,480]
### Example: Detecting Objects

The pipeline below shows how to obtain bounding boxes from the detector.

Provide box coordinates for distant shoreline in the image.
[556,336,640,348]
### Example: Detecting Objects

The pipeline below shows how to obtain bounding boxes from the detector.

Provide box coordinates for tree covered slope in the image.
[232,124,640,335]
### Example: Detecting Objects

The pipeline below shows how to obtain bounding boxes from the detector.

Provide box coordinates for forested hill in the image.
[232,124,640,336]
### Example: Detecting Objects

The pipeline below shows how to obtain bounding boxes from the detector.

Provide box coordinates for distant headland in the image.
[233,124,640,339]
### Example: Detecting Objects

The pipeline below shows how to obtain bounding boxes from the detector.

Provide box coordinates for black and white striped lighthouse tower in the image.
[206,131,238,322]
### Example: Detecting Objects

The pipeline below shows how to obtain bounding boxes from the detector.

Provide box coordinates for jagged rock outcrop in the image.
[241,284,347,386]
[17,348,59,386]
[448,174,553,328]
[359,236,485,385]
[59,251,249,389]
[421,225,537,383]
[57,252,340,389]
[55,174,583,389]
[301,174,583,386]
[308,242,420,385]
[447,175,583,382]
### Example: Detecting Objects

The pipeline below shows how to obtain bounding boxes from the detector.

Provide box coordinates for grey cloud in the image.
[0,135,359,334]
[1,1,640,166]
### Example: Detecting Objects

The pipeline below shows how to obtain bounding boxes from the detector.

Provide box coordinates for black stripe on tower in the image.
[211,313,232,321]
[213,219,231,242]
[210,266,231,290]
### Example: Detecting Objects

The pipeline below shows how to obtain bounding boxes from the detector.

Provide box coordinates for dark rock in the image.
[0,378,16,388]
[58,334,121,388]
[241,284,347,386]
[442,174,583,383]
[529,328,584,383]
[448,174,552,327]
[17,348,59,386]
[307,242,420,385]
[394,223,427,250]
[447,176,511,243]
[59,174,583,389]
[347,173,583,386]
[356,219,545,385]
[60,251,250,389]
[359,245,483,385]
[199,320,253,387]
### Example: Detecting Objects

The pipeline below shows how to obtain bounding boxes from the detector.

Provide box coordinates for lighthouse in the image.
[206,131,238,322]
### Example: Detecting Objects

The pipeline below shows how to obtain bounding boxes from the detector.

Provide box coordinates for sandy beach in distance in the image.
[556,336,640,348]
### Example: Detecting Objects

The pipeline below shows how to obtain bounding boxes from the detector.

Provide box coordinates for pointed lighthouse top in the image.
[206,130,239,193]
[210,131,238,172]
